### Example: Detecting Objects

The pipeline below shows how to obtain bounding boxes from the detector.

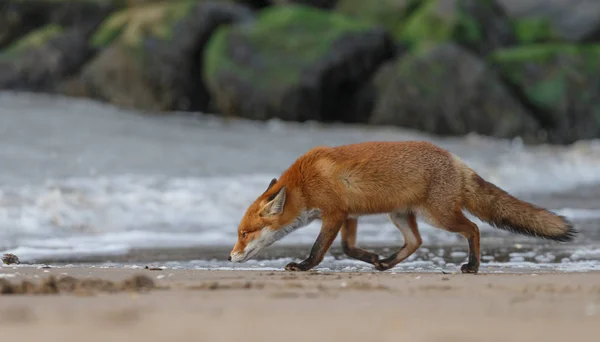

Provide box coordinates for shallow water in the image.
[1,91,599,272]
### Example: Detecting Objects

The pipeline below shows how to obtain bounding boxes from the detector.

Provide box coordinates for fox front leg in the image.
[285,215,344,272]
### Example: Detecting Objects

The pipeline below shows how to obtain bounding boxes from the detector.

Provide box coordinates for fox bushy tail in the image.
[460,169,576,242]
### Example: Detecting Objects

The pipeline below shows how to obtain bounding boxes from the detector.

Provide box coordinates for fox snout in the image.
[229,253,245,263]
[228,250,245,263]
[228,242,246,263]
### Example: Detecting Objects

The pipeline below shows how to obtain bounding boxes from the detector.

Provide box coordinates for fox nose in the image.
[227,255,232,261]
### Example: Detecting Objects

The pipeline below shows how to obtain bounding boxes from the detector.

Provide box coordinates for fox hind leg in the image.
[454,213,480,274]
[425,207,480,274]
[340,218,383,268]
[376,211,422,271]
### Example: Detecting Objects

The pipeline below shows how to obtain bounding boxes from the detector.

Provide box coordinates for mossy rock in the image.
[401,0,515,56]
[369,42,543,142]
[203,4,394,122]
[90,0,242,49]
[497,0,600,42]
[0,2,32,49]
[77,1,253,112]
[0,25,92,91]
[0,24,64,59]
[0,0,118,49]
[42,0,119,33]
[510,17,563,44]
[490,44,600,143]
[90,1,198,49]
[336,0,419,43]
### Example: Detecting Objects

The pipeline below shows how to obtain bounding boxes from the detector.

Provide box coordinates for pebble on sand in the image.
[2,254,20,265]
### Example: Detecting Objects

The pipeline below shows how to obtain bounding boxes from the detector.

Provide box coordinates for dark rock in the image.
[490,44,600,143]
[0,63,19,89]
[0,1,41,49]
[0,0,117,50]
[401,0,516,56]
[271,0,338,9]
[237,0,338,8]
[0,25,93,92]
[369,42,543,142]
[203,4,394,123]
[46,0,117,35]
[70,1,254,112]
[234,0,271,10]
[498,0,600,42]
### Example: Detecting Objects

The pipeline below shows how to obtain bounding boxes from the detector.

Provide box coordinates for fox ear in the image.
[262,178,277,195]
[261,186,286,217]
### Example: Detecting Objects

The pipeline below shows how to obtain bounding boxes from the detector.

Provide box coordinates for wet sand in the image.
[1,267,600,341]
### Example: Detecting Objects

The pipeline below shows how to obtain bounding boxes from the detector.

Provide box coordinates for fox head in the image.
[229,178,311,263]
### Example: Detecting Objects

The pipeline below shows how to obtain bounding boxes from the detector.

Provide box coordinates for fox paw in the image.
[460,263,479,274]
[373,260,389,271]
[284,262,311,272]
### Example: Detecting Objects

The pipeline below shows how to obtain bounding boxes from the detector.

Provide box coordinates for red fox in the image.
[228,141,576,273]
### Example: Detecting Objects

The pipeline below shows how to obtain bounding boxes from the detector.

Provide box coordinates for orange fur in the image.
[228,141,576,273]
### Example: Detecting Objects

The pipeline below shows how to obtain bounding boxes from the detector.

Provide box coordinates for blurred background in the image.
[1,0,600,271]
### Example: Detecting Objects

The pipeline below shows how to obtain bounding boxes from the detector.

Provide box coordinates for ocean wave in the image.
[1,172,600,262]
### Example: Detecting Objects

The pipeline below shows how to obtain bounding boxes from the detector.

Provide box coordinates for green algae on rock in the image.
[497,0,600,42]
[0,24,92,91]
[401,0,515,56]
[203,4,394,122]
[89,0,197,49]
[0,24,64,59]
[0,0,121,91]
[335,0,419,43]
[369,42,543,142]
[0,0,118,50]
[490,44,600,143]
[76,0,253,112]
[510,17,562,44]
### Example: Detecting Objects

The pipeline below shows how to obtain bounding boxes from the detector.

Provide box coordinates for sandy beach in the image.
[1,267,600,342]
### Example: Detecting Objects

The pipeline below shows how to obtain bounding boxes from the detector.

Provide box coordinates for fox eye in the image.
[241,232,248,239]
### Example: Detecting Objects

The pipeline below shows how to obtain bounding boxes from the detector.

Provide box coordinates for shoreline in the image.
[4,241,599,273]
[1,268,599,341]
